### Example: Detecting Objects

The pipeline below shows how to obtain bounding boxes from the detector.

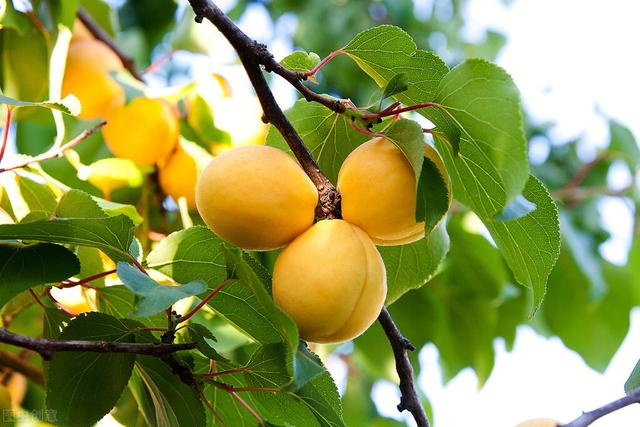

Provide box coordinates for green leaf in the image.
[625,359,640,394]
[46,313,137,427]
[16,174,58,216]
[0,0,30,34]
[379,220,449,304]
[493,194,536,221]
[266,99,370,183]
[609,119,640,170]
[295,371,345,427]
[116,262,206,317]
[242,343,292,388]
[367,73,409,111]
[0,190,136,262]
[342,25,448,104]
[147,227,297,347]
[483,176,560,314]
[130,356,205,427]
[416,143,451,230]
[43,307,72,340]
[280,50,321,83]
[289,342,326,392]
[0,94,80,116]
[383,118,424,180]
[223,246,298,349]
[0,243,80,306]
[182,323,227,361]
[185,93,232,148]
[432,59,529,217]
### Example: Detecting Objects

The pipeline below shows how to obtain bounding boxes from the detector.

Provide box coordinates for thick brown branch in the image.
[187,0,341,218]
[0,327,196,361]
[0,348,44,386]
[0,122,105,174]
[77,9,144,82]
[378,307,429,427]
[560,387,640,427]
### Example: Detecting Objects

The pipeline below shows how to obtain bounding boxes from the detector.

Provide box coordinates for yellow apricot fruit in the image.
[273,219,386,343]
[159,144,198,209]
[196,145,318,250]
[337,136,425,246]
[50,287,94,315]
[515,418,559,427]
[72,19,93,41]
[102,97,179,165]
[62,39,124,120]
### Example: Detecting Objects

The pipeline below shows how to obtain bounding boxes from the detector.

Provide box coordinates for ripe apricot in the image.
[515,419,559,427]
[272,220,387,343]
[196,145,318,250]
[102,97,179,165]
[62,39,124,120]
[337,137,425,246]
[159,144,198,209]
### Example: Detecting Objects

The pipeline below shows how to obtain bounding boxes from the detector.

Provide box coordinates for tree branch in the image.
[378,307,429,427]
[187,0,341,218]
[560,387,640,427]
[0,348,44,386]
[76,9,144,82]
[0,327,196,361]
[0,121,105,174]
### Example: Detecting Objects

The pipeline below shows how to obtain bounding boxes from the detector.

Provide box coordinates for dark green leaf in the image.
[0,190,136,262]
[116,262,206,317]
[266,99,370,183]
[182,323,227,362]
[289,342,326,392]
[416,143,451,230]
[367,73,409,112]
[129,356,205,427]
[0,243,80,306]
[46,313,137,427]
[379,220,449,304]
[383,118,424,180]
[493,194,536,221]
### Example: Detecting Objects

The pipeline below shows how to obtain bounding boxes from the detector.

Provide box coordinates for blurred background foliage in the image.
[1,0,639,425]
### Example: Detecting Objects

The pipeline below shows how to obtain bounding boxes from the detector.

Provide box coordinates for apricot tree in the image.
[0,1,639,426]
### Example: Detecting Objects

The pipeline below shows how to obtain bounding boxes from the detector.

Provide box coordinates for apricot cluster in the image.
[62,22,199,205]
[196,137,424,343]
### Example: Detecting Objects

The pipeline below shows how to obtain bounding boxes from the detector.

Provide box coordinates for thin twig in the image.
[0,348,44,386]
[76,9,144,82]
[0,122,105,174]
[0,327,197,361]
[187,0,341,218]
[560,388,640,427]
[378,307,429,427]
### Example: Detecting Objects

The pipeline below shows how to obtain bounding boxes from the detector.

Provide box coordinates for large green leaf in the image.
[416,143,451,231]
[342,25,448,104]
[116,262,207,317]
[483,175,560,314]
[0,94,80,116]
[379,220,449,305]
[266,99,370,183]
[0,190,136,261]
[130,356,205,427]
[383,118,424,180]
[0,242,80,306]
[147,227,297,347]
[431,59,529,217]
[46,313,137,427]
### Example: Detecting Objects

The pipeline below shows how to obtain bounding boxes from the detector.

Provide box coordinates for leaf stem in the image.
[29,289,46,310]
[177,279,232,324]
[0,107,13,166]
[302,49,345,78]
[197,367,247,378]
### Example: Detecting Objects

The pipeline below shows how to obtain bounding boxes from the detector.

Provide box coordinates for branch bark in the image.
[77,9,144,82]
[0,327,196,361]
[0,348,44,386]
[560,388,640,427]
[187,0,341,218]
[378,307,429,427]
